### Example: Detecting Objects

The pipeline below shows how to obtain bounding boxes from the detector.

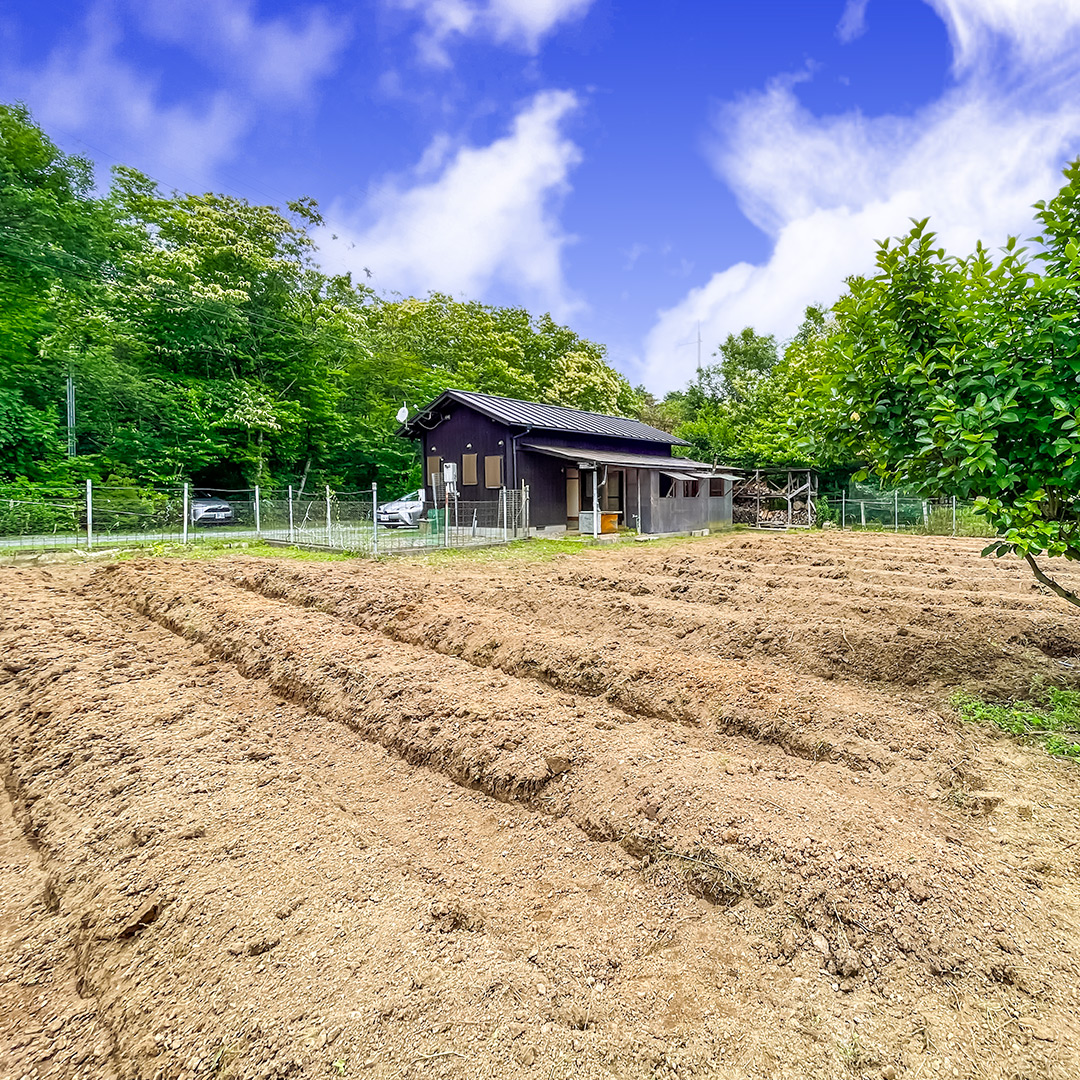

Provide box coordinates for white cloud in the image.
[2,3,248,186]
[927,0,1080,72]
[131,0,348,103]
[0,0,348,189]
[316,90,583,316]
[836,0,869,43]
[390,0,594,66]
[640,0,1080,393]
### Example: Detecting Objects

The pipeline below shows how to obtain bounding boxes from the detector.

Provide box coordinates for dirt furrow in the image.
[86,561,1068,1002]
[201,559,895,770]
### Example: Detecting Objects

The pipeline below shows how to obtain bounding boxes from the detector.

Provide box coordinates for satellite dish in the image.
[395,405,409,423]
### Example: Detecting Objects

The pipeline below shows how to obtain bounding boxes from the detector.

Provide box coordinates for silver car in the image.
[190,497,234,525]
[377,489,427,528]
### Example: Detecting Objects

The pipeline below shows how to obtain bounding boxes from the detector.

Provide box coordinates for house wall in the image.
[643,477,733,535]
[708,494,733,530]
[413,408,510,500]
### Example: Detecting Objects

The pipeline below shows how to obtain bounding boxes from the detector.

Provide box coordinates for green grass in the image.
[20,525,740,567]
[951,686,1080,759]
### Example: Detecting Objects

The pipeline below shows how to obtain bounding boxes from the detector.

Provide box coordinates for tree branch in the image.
[1024,552,1080,609]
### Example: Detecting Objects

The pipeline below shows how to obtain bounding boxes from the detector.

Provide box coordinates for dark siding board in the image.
[415,407,508,505]
[518,450,567,527]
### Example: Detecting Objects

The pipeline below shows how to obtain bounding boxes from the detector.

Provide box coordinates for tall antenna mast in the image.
[696,321,702,373]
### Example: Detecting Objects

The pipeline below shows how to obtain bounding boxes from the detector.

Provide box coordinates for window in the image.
[709,477,726,498]
[484,455,503,488]
[660,474,676,499]
[425,456,442,487]
[462,453,478,486]
[682,479,700,499]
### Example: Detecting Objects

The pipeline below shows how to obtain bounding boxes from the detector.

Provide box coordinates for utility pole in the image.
[678,322,704,374]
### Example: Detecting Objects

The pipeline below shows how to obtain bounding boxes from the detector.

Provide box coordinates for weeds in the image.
[951,686,1080,759]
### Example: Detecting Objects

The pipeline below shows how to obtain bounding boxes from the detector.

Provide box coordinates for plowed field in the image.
[3,531,1080,1080]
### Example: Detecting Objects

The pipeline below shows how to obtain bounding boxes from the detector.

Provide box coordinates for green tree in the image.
[673,315,843,469]
[0,102,115,480]
[826,161,1080,606]
[0,103,648,498]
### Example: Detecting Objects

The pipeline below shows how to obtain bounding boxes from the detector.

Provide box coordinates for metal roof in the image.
[521,443,741,478]
[400,389,687,444]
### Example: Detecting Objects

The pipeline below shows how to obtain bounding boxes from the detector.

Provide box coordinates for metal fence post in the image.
[592,469,599,540]
[860,501,865,527]
[841,490,846,530]
[182,482,189,545]
[894,490,898,533]
[85,478,93,549]
[326,484,332,547]
[502,487,508,542]
[952,495,957,536]
[254,484,261,538]
[288,485,295,544]
[371,482,378,557]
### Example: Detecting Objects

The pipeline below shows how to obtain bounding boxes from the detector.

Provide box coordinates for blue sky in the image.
[4,0,1080,392]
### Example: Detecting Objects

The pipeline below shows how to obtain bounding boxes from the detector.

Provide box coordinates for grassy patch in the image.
[951,686,1080,759]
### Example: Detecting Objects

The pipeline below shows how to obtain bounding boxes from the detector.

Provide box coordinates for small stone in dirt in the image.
[514,1045,537,1066]
[906,878,930,902]
[836,948,862,977]
[545,755,572,776]
[971,791,1004,816]
[1020,1021,1055,1042]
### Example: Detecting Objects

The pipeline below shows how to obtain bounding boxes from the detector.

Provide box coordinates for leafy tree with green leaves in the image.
[672,315,847,469]
[826,161,1080,606]
[0,102,116,480]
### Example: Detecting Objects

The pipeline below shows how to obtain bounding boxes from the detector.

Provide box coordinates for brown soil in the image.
[2,530,1080,1080]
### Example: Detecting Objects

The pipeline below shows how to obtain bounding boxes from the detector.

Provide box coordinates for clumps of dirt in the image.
[423,901,485,933]
[4,534,1080,1079]
[82,560,1076,1002]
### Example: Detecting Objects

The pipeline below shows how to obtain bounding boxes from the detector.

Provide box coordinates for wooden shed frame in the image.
[732,468,819,529]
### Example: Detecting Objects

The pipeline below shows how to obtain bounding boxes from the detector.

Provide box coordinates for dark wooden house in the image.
[398,389,738,535]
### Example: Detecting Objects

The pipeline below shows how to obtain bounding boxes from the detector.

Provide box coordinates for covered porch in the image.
[520,442,739,536]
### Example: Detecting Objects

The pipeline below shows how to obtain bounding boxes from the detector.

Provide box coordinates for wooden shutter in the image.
[462,453,478,485]
[425,456,442,487]
[484,455,502,488]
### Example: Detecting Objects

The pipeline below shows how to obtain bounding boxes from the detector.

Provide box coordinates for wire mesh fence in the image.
[816,492,998,537]
[0,481,531,556]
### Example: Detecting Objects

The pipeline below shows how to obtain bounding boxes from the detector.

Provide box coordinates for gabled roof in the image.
[399,388,687,445]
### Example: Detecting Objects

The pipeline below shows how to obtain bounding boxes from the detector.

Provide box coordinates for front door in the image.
[566,466,580,525]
